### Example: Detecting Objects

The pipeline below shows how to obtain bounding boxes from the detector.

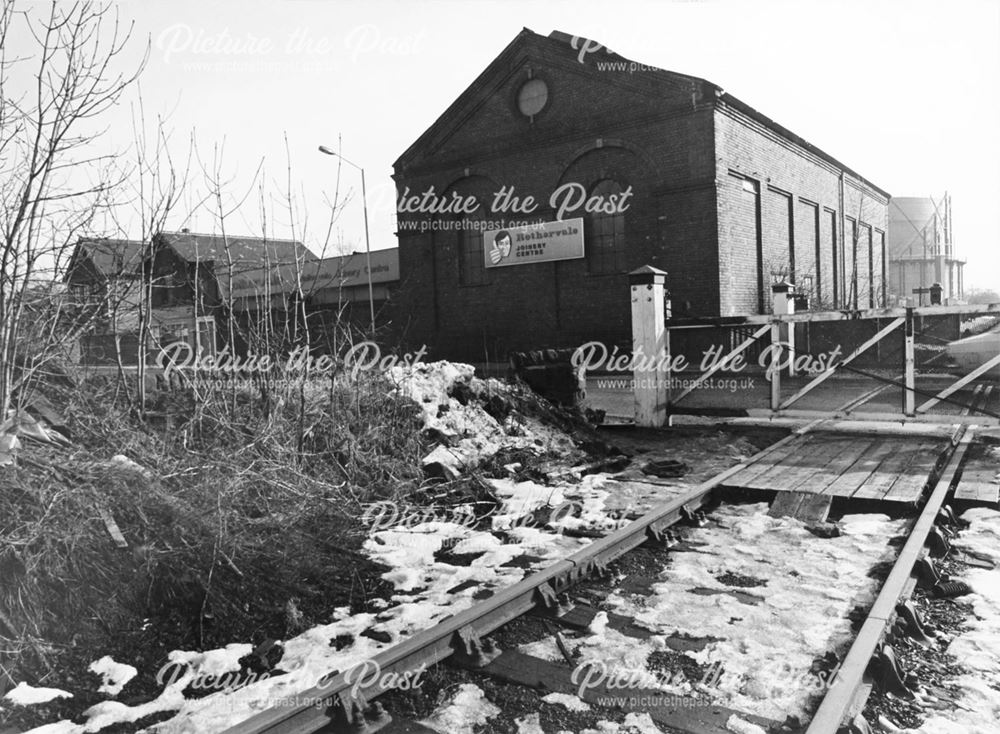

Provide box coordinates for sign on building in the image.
[483,218,584,268]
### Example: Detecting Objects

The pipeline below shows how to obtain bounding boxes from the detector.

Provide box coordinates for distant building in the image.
[64,238,147,364]
[67,231,400,365]
[393,28,890,361]
[147,230,319,355]
[64,238,145,322]
[223,247,400,352]
[887,195,965,304]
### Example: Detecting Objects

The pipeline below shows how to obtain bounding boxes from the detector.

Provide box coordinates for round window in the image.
[517,78,548,117]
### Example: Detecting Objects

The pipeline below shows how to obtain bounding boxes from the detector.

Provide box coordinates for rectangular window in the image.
[826,209,838,308]
[587,212,626,274]
[846,217,858,308]
[795,199,819,302]
[458,227,487,286]
[196,316,217,357]
[864,224,874,308]
[875,230,886,307]
[729,173,763,313]
[587,180,628,275]
[764,188,792,284]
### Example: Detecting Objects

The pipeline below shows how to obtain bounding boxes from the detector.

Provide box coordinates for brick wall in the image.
[715,105,888,315]
[394,32,889,360]
[394,36,720,361]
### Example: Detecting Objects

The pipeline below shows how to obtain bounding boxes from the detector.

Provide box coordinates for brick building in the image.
[393,29,889,361]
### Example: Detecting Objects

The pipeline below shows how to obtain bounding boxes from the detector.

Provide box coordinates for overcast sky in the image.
[11,0,1000,291]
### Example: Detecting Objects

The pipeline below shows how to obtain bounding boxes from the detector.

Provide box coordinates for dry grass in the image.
[0,368,427,698]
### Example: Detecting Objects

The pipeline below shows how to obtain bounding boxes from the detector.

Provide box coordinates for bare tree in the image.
[0,0,146,417]
[108,101,194,414]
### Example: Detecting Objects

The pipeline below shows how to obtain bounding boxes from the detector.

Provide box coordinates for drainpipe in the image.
[838,171,845,308]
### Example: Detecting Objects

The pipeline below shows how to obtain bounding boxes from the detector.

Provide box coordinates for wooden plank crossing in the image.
[955,449,1000,504]
[723,432,946,503]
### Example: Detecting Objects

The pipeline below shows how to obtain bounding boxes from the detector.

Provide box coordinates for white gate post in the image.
[630,266,668,427]
[904,303,916,416]
[771,280,796,377]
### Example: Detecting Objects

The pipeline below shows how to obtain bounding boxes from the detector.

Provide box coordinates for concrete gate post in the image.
[629,266,669,427]
[772,279,797,373]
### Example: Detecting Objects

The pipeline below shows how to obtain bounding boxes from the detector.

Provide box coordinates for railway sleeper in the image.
[450,625,502,669]
[913,556,940,590]
[893,600,936,646]
[866,643,917,699]
[838,713,873,734]
[679,503,708,527]
[645,517,679,546]
[926,525,951,557]
[467,648,785,734]
[327,690,392,734]
[533,582,576,618]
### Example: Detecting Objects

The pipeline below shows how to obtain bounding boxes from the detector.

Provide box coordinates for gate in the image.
[624,267,1000,427]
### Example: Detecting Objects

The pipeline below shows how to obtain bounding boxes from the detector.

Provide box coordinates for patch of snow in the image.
[387,361,579,468]
[22,722,78,734]
[516,712,546,734]
[578,712,665,733]
[88,656,138,696]
[588,611,609,636]
[420,683,500,734]
[541,691,590,711]
[725,713,767,734]
[3,682,73,706]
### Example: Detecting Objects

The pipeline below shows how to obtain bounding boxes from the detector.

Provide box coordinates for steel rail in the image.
[804,392,984,733]
[223,421,825,734]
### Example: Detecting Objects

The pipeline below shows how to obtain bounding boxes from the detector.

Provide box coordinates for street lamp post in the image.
[318,144,376,335]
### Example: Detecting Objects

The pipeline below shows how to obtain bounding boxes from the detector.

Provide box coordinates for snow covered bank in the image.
[389,361,582,470]
[14,361,635,734]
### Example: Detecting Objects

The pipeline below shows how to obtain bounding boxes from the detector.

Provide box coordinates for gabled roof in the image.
[395,28,889,199]
[157,231,317,266]
[66,238,146,281]
[156,231,319,300]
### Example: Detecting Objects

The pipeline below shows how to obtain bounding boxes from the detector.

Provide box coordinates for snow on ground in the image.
[420,685,664,734]
[19,362,687,734]
[724,714,768,734]
[388,361,579,468]
[887,507,1000,734]
[517,712,547,734]
[420,683,500,734]
[2,682,73,705]
[519,503,906,722]
[575,712,664,733]
[542,691,591,711]
[959,315,1000,335]
[88,656,138,696]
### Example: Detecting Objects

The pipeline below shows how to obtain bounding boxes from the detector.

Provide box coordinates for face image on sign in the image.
[488,230,512,265]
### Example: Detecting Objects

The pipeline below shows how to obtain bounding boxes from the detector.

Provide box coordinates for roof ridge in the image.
[160,230,307,244]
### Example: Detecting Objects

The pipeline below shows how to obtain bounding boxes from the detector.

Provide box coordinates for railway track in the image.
[222,391,992,734]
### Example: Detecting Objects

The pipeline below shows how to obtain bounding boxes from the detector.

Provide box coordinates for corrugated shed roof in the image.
[227,249,399,302]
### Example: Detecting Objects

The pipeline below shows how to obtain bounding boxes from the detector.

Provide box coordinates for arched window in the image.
[586,179,626,274]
